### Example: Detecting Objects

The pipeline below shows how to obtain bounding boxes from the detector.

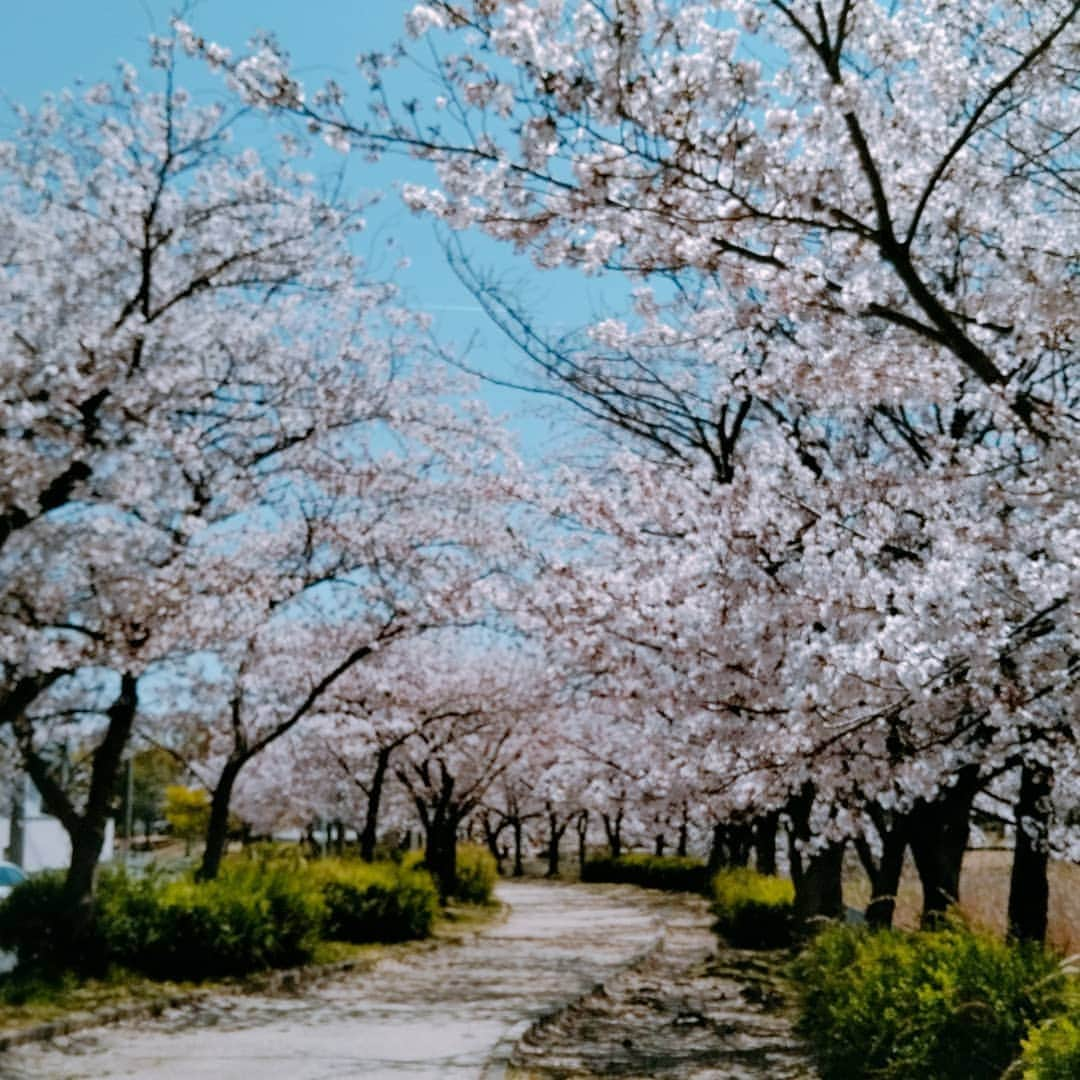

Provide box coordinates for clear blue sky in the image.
[0,1,622,458]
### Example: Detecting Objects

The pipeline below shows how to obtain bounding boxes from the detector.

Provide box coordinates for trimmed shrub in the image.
[1019,1011,1080,1079]
[581,853,708,893]
[310,859,438,942]
[97,861,326,980]
[792,922,1066,1080]
[711,868,795,948]
[0,870,106,974]
[453,844,498,905]
[400,844,498,905]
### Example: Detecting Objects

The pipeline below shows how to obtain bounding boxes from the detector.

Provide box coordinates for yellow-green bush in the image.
[401,844,498,905]
[710,868,795,948]
[309,858,438,942]
[97,861,326,980]
[792,922,1066,1080]
[581,853,708,893]
[453,844,498,905]
[1019,1011,1080,1079]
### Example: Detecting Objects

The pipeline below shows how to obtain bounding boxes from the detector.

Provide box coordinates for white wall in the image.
[1,814,115,872]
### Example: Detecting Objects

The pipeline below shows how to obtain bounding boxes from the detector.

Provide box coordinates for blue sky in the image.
[0,1,624,459]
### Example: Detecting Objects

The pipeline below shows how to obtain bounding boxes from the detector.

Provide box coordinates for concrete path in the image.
[0,881,812,1079]
[0,882,672,1079]
[508,892,814,1079]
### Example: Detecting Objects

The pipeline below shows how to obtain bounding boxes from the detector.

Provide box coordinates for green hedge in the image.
[453,844,498,905]
[581,853,708,893]
[711,868,795,949]
[792,922,1066,1080]
[0,855,442,983]
[1019,1011,1080,1078]
[310,859,438,942]
[0,870,106,974]
[97,861,326,980]
[401,844,498,905]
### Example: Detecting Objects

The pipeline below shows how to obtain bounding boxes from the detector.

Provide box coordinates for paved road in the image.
[0,882,674,1080]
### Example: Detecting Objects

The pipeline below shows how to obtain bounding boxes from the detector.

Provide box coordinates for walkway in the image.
[0,881,812,1079]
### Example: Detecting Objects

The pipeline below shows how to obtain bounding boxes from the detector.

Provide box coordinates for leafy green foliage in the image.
[1019,1007,1080,1079]
[401,844,498,904]
[310,858,438,942]
[97,862,326,980]
[581,853,708,893]
[162,785,210,842]
[453,844,498,905]
[710,868,795,949]
[792,922,1066,1080]
[0,852,444,985]
[0,870,105,974]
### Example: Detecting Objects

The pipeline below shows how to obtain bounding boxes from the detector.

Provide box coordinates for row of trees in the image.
[179,0,1077,941]
[2,1,1076,949]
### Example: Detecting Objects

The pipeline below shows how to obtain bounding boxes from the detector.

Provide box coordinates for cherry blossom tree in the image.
[181,3,1078,939]
[0,41,516,910]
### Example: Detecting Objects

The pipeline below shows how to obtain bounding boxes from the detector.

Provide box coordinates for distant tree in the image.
[163,785,210,854]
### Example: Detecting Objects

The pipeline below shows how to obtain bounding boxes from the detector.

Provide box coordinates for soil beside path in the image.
[507,893,814,1079]
[0,880,812,1080]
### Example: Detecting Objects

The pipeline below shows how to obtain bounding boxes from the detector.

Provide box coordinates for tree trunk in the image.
[576,810,589,875]
[787,785,844,928]
[602,810,623,859]
[512,817,525,877]
[792,843,846,927]
[754,812,779,876]
[199,755,245,882]
[546,810,567,878]
[676,804,690,858]
[425,817,458,902]
[654,832,666,856]
[707,821,725,874]
[1007,762,1052,944]
[854,811,908,930]
[909,764,980,926]
[59,673,139,932]
[481,812,508,874]
[728,823,753,867]
[360,746,391,862]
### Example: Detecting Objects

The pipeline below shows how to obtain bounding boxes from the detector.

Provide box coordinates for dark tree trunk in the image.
[1007,762,1052,944]
[707,821,725,874]
[792,843,845,926]
[576,810,589,875]
[512,817,525,877]
[199,755,245,882]
[425,817,459,902]
[545,810,568,878]
[854,810,909,930]
[602,810,623,859]
[728,823,753,867]
[13,672,139,939]
[481,811,509,874]
[787,786,845,928]
[754,812,779,876]
[654,833,666,856]
[909,764,980,926]
[360,746,392,862]
[676,804,690,858]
